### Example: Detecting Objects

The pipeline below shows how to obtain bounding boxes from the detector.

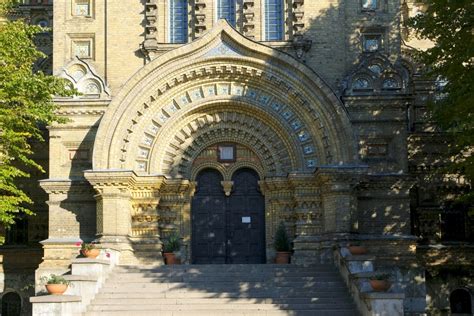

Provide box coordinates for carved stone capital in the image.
[221,181,234,196]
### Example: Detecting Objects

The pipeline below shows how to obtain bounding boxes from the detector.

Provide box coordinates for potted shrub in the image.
[348,243,368,255]
[162,233,181,265]
[80,242,100,259]
[369,273,391,292]
[274,222,291,264]
[41,275,71,295]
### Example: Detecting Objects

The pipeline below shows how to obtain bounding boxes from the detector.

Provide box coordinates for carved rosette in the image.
[243,0,255,39]
[142,0,159,60]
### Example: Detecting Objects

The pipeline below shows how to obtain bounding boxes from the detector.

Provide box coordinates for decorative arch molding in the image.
[153,106,300,177]
[93,19,357,174]
[190,161,265,182]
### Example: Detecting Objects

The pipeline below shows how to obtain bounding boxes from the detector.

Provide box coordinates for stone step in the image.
[102,280,345,287]
[94,290,353,299]
[85,264,358,316]
[106,275,342,283]
[85,310,357,316]
[90,298,353,305]
[116,264,335,271]
[88,303,356,311]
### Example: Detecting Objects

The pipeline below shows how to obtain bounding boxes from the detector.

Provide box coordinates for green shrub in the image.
[162,233,181,253]
[274,222,291,252]
[40,274,71,285]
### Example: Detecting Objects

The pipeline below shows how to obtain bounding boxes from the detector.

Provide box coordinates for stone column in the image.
[84,170,137,263]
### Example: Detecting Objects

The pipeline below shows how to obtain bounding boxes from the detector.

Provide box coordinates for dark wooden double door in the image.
[192,168,265,264]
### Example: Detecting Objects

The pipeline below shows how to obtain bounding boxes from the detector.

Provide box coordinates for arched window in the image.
[216,0,236,26]
[1,292,22,316]
[450,288,472,314]
[263,0,284,41]
[169,0,188,43]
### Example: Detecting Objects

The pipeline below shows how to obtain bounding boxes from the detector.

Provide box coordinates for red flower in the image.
[106,253,111,258]
[75,242,82,247]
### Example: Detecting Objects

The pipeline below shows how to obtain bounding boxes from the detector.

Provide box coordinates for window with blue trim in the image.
[169,0,188,43]
[217,0,236,26]
[264,0,284,41]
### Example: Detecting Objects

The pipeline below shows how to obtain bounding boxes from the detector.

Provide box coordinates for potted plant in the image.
[41,274,71,295]
[80,242,100,259]
[162,233,181,265]
[369,273,391,292]
[348,243,368,255]
[274,222,291,264]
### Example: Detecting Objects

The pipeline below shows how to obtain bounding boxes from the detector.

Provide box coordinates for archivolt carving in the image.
[155,109,297,177]
[93,20,357,174]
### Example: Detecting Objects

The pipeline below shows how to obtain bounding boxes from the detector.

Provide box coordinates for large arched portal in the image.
[85,20,361,264]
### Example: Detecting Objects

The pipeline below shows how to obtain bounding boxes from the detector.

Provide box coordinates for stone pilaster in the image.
[84,170,138,263]
[259,178,294,262]
[316,167,366,234]
[36,179,95,292]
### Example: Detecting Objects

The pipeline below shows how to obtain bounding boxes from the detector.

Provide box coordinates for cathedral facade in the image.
[0,1,472,315]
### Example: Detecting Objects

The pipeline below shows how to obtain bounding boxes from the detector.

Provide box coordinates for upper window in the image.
[216,0,236,26]
[74,0,91,17]
[361,0,377,10]
[362,34,382,52]
[169,0,188,43]
[264,0,284,41]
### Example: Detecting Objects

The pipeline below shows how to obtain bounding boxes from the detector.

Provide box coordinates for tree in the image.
[408,0,474,204]
[0,2,74,243]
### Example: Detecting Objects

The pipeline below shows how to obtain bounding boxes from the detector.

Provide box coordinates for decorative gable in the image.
[342,53,411,96]
[57,57,111,100]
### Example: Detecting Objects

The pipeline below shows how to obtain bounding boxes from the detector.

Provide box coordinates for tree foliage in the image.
[0,3,74,242]
[408,0,474,203]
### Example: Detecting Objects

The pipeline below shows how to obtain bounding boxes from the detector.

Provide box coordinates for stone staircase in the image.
[83,264,359,316]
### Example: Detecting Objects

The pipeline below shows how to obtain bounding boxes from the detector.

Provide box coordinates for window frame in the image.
[215,0,236,27]
[168,0,188,44]
[262,0,285,41]
[361,0,378,11]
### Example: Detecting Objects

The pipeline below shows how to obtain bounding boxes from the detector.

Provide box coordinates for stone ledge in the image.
[361,292,405,300]
[71,258,110,265]
[344,255,376,261]
[63,275,98,282]
[30,295,81,303]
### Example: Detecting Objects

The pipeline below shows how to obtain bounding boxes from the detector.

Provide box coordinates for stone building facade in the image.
[0,0,472,315]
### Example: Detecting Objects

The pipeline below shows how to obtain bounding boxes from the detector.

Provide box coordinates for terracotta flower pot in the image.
[45,284,68,295]
[275,251,291,264]
[163,252,179,265]
[369,280,391,292]
[81,248,100,259]
[348,245,368,255]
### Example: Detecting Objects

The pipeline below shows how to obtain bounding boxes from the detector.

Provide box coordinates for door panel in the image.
[191,168,265,264]
[191,169,226,264]
[227,168,265,264]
